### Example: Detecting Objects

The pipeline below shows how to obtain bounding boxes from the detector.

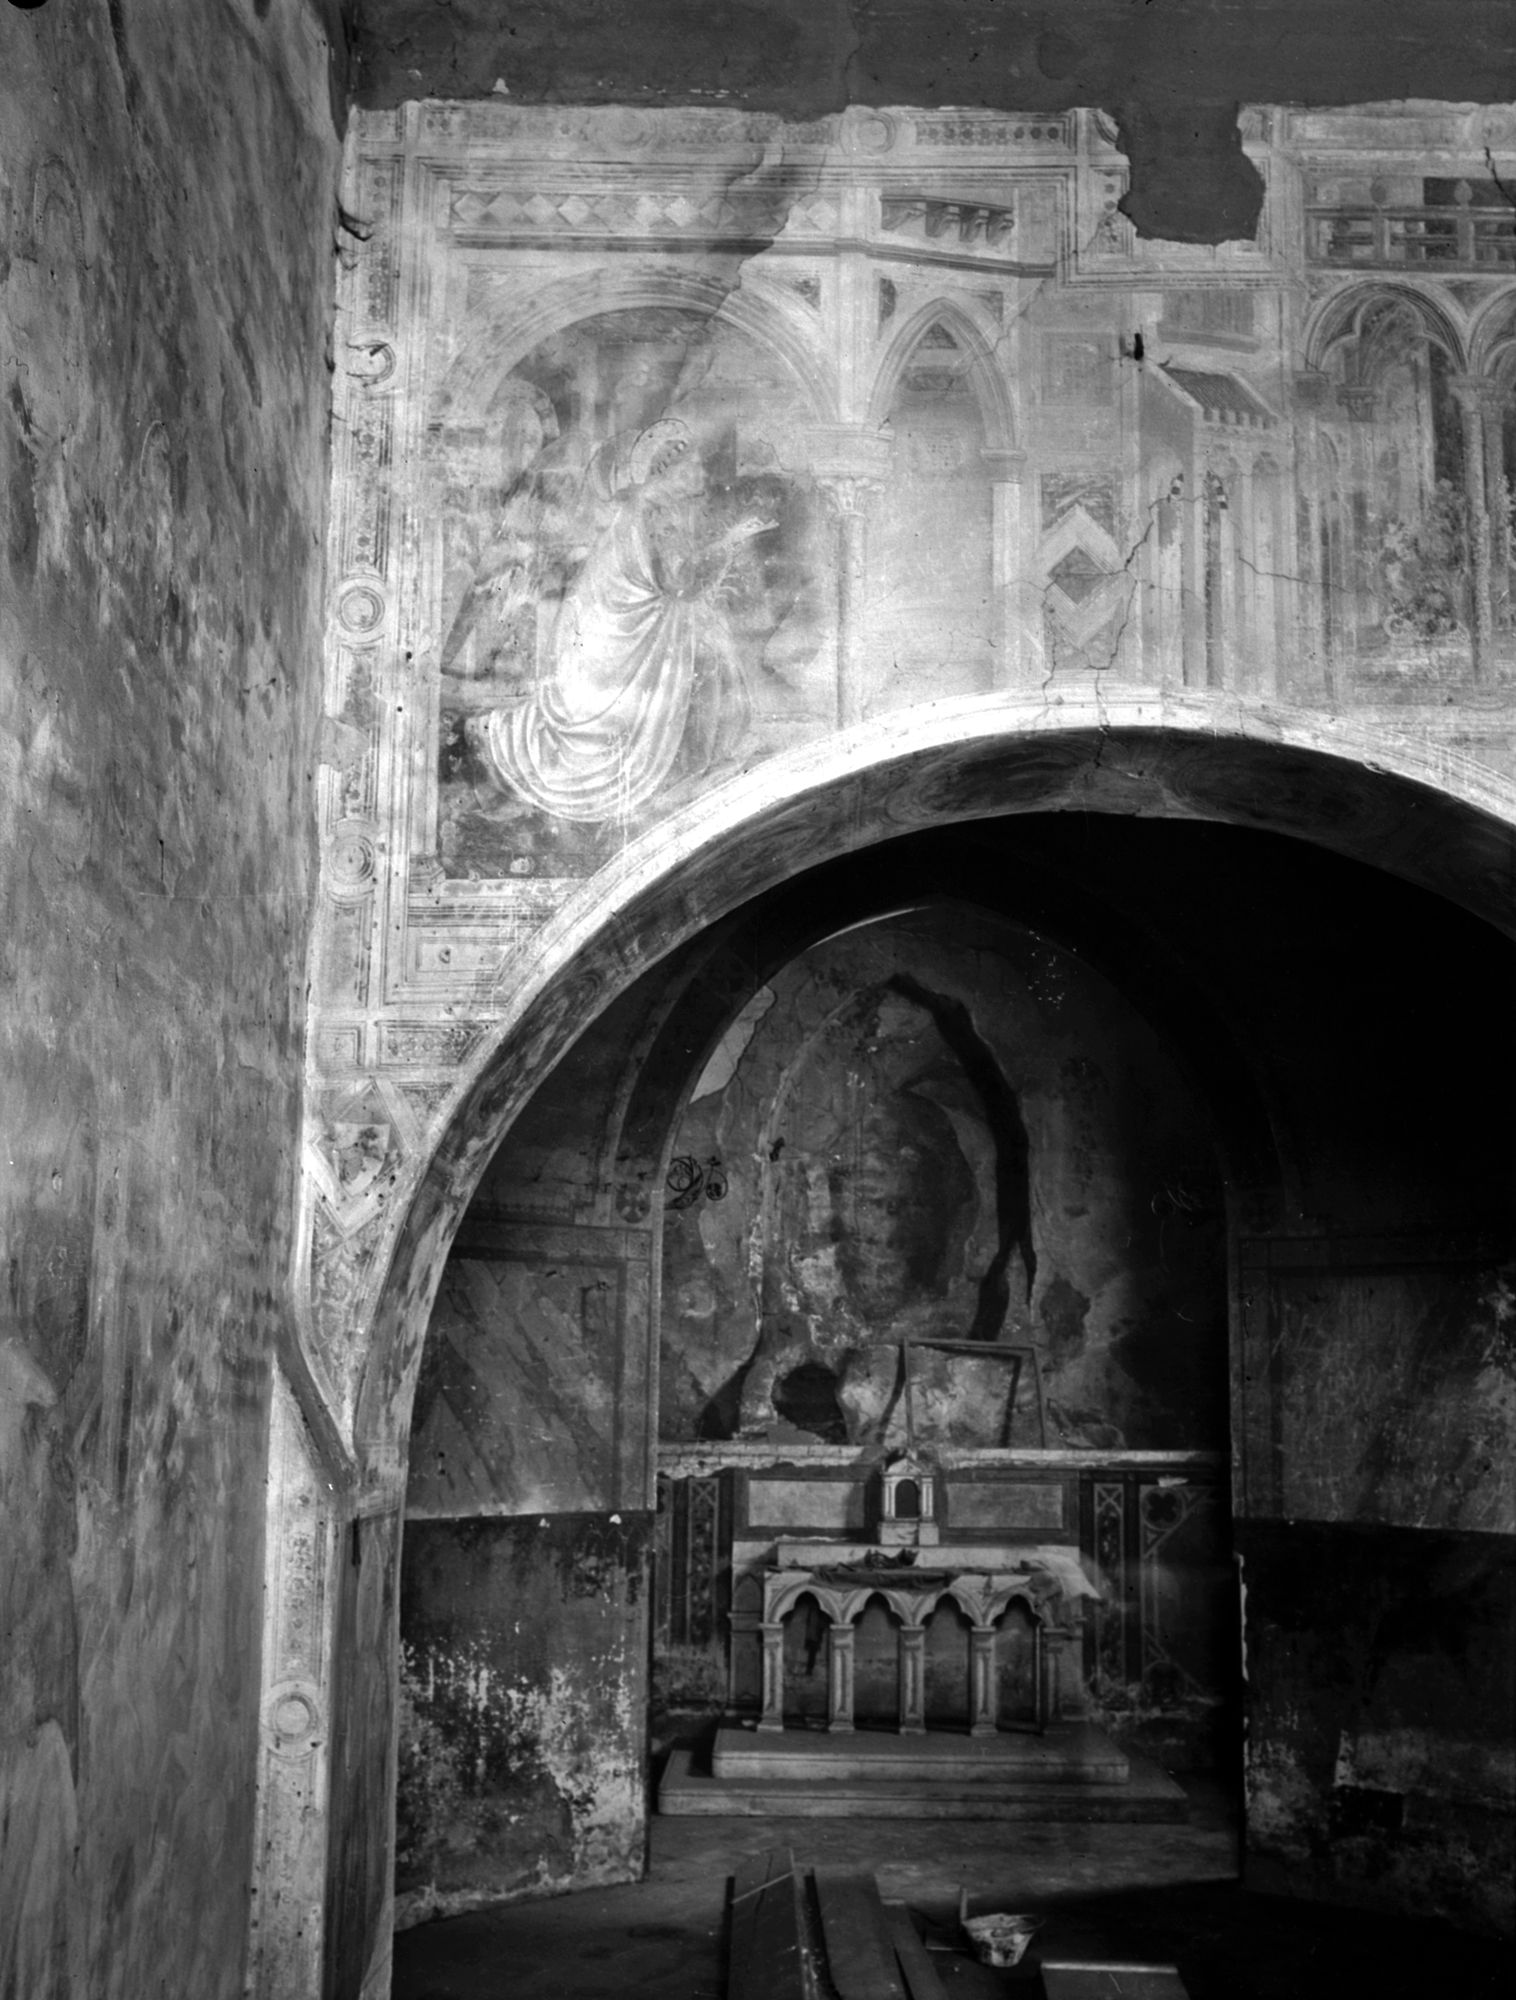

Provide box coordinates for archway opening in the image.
[383,802,1516,1927]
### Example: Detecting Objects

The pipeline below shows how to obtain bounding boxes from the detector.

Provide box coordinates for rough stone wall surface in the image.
[0,4,338,1996]
[1239,1520,1516,1936]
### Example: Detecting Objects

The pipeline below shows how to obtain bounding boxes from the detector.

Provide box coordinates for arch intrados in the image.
[433,267,838,427]
[1306,280,1467,374]
[353,703,1516,1453]
[1467,289,1516,377]
[611,838,1282,1200]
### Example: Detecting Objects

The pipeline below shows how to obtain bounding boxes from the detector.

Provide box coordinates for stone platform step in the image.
[659,1735,1190,1822]
[712,1722,1131,1786]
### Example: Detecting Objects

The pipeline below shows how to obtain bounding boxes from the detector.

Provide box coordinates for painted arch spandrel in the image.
[431,304,835,881]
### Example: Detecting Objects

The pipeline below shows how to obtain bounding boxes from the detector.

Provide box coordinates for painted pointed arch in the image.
[867,295,1015,450]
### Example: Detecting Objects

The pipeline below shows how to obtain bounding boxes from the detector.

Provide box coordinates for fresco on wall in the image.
[319,103,1516,1063]
[873,318,996,703]
[433,306,832,878]
[657,911,1228,1452]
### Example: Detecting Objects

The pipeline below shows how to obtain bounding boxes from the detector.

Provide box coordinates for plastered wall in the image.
[0,3,339,1994]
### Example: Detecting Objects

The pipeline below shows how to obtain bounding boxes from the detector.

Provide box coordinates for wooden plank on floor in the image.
[728,1851,806,2000]
[1041,1961,1190,1998]
[880,1902,948,2000]
[813,1870,908,2000]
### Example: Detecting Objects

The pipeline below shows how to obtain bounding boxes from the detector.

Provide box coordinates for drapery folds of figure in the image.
[469,420,776,822]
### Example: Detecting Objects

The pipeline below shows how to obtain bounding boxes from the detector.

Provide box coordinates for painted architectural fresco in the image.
[432,306,834,878]
[307,99,1516,1406]
[327,99,1516,926]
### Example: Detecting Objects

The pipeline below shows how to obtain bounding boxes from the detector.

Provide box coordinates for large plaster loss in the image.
[2,4,1516,1999]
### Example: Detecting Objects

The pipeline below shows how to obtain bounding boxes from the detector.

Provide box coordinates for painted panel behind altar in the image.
[434,305,834,879]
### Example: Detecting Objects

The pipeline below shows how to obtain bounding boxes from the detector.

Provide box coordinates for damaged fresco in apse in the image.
[433,306,832,878]
[658,912,1228,1452]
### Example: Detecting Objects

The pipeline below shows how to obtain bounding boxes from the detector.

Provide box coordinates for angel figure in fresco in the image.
[465,418,778,823]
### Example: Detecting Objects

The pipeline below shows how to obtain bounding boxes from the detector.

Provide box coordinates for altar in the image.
[656,1337,1192,1818]
[658,1439,1190,1818]
[753,1540,1099,1736]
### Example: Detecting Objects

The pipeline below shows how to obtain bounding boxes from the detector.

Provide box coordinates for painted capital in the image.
[806,422,895,502]
[1335,383,1378,422]
[980,446,1029,482]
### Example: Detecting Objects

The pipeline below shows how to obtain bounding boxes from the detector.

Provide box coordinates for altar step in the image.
[659,1724,1191,1821]
[717,1721,1132,1784]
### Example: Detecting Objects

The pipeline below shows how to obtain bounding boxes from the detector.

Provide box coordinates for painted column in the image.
[1144,470,1187,687]
[809,425,894,729]
[1230,455,1255,692]
[1484,381,1511,638]
[831,484,875,729]
[1249,454,1284,701]
[898,1625,927,1735]
[1451,376,1493,679]
[1181,446,1208,687]
[1292,373,1332,699]
[827,1620,857,1732]
[969,1625,999,1737]
[1336,384,1378,661]
[758,1621,786,1732]
[982,448,1032,686]
[1202,468,1227,690]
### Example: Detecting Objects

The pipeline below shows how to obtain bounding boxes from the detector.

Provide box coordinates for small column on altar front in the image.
[1040,1621,1085,1721]
[898,1626,926,1735]
[758,1621,786,1732]
[827,1621,856,1732]
[969,1624,999,1737]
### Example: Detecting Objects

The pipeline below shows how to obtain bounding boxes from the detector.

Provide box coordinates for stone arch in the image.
[345,695,1516,1470]
[767,1575,824,1626]
[987,1582,1050,1628]
[866,294,1015,450]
